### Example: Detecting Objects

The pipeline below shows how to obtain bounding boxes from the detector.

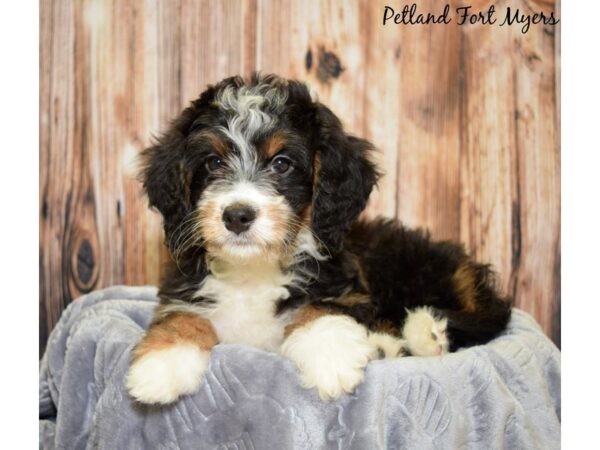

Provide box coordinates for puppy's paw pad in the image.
[402,307,449,357]
[281,315,376,401]
[126,344,209,404]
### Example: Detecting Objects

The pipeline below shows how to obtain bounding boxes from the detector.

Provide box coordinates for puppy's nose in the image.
[222,205,256,234]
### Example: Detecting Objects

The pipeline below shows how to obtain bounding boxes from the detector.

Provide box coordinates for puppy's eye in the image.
[271,156,292,174]
[205,156,222,172]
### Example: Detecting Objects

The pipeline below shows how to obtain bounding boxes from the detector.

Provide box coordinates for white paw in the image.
[281,315,377,401]
[368,331,406,358]
[402,307,449,356]
[126,344,210,404]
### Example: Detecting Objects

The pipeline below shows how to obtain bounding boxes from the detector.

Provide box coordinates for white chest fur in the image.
[195,260,294,352]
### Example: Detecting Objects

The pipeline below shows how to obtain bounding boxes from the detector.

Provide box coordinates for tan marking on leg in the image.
[284,306,335,338]
[132,312,219,362]
[452,264,478,313]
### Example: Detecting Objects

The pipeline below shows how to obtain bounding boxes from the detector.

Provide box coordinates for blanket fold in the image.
[39,286,560,449]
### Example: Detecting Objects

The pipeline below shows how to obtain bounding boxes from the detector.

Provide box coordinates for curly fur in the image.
[128,73,513,404]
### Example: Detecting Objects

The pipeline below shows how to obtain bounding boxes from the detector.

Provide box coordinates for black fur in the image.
[141,73,512,351]
[345,219,512,350]
[309,104,380,253]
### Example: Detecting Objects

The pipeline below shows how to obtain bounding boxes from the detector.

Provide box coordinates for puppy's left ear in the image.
[310,104,380,254]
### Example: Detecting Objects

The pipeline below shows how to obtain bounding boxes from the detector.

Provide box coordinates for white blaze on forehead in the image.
[213,82,288,177]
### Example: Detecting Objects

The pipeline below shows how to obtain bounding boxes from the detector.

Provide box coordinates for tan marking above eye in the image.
[193,130,229,156]
[262,133,287,158]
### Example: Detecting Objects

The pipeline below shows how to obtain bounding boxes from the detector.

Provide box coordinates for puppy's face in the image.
[141,74,378,265]
[192,121,313,262]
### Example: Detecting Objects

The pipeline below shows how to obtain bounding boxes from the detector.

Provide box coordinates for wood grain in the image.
[394,0,462,240]
[459,0,560,343]
[41,0,78,355]
[40,0,561,354]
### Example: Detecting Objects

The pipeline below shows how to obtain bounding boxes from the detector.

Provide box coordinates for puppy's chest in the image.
[196,271,292,352]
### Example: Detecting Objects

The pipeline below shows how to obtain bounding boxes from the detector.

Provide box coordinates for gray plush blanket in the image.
[39,286,560,449]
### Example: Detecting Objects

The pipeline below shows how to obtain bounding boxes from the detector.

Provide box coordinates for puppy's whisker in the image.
[168,212,201,251]
[174,230,204,259]
[172,228,198,257]
[175,222,202,248]
[171,229,195,255]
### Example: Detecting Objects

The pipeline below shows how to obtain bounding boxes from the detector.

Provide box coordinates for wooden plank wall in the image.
[40,0,561,355]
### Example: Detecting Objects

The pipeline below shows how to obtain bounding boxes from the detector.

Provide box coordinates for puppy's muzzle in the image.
[222,204,256,234]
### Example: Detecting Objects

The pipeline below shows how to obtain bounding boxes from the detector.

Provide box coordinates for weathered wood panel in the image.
[40,0,561,355]
[393,0,462,240]
[40,0,78,355]
[459,0,560,345]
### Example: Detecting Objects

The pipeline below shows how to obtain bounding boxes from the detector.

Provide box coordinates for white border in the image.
[0,1,39,445]
[562,0,600,447]
[1,0,593,445]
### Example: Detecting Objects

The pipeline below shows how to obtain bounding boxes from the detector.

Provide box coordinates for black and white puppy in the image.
[127,73,512,404]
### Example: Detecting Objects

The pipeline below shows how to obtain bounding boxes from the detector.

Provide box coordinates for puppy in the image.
[126,73,512,404]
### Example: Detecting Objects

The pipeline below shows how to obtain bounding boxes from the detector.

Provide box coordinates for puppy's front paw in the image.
[402,307,449,356]
[126,343,210,404]
[281,315,377,401]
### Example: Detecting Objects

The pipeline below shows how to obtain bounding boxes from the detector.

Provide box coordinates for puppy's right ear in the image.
[139,129,193,243]
[139,83,227,247]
